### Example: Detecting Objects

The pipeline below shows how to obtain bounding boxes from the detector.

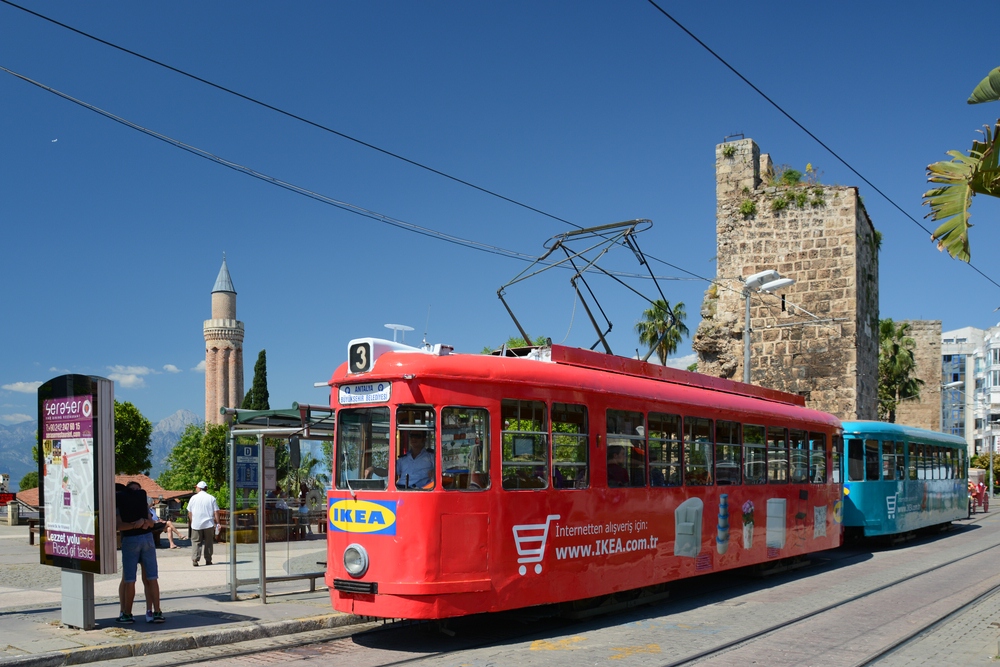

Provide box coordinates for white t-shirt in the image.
[188,491,219,530]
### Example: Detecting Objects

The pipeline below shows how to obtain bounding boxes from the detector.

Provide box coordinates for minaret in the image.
[204,256,244,424]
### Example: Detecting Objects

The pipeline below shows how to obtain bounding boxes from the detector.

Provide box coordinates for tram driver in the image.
[367,430,435,489]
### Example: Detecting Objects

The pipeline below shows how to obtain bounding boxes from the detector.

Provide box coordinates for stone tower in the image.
[893,320,942,431]
[692,138,879,420]
[203,257,244,424]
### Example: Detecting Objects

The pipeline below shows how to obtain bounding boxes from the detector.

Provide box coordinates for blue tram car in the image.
[839,421,968,538]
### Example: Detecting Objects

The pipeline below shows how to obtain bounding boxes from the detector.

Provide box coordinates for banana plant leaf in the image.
[923,121,1000,262]
[969,67,1000,105]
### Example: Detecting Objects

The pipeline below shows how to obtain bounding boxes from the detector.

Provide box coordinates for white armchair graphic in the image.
[674,497,704,557]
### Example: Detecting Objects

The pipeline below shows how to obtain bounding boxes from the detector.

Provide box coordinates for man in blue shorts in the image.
[116,482,164,623]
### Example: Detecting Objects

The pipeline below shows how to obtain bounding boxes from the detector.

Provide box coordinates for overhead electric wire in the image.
[0,0,727,294]
[0,63,691,284]
[0,0,581,230]
[645,0,1000,292]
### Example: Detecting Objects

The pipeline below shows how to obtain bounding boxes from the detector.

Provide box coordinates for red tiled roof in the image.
[17,474,194,509]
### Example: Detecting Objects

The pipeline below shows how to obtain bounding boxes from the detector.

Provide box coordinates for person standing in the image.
[116,482,164,623]
[187,481,220,566]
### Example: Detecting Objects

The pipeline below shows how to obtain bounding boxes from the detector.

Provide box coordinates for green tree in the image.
[635,300,689,365]
[114,400,153,474]
[157,423,204,491]
[199,424,230,491]
[923,67,1000,262]
[481,336,548,354]
[242,350,270,410]
[877,319,924,423]
[19,470,38,491]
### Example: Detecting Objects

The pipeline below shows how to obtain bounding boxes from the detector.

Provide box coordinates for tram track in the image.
[123,516,1000,667]
[658,527,1000,666]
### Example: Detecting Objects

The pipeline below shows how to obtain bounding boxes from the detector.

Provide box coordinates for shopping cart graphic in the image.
[886,495,897,520]
[512,514,560,575]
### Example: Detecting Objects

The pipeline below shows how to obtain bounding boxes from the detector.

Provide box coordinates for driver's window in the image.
[335,406,389,491]
[396,406,436,490]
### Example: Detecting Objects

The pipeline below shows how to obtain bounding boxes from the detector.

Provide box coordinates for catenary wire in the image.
[645,0,1000,292]
[0,64,690,285]
[0,0,730,296]
[0,0,585,232]
[0,4,872,327]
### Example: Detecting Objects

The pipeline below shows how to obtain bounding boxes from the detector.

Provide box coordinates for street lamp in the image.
[742,270,796,384]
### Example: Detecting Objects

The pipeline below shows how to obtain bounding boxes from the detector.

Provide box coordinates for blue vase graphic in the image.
[717,493,730,555]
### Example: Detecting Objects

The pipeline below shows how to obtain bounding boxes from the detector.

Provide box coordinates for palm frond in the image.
[923,121,1000,262]
[969,67,1000,105]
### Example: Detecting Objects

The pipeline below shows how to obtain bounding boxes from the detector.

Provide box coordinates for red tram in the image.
[324,338,842,619]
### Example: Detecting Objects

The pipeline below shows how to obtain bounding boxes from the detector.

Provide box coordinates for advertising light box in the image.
[37,375,116,575]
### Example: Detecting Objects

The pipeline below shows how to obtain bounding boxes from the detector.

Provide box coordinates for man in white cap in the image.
[187,481,220,567]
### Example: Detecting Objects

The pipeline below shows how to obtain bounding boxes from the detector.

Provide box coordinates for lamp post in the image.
[742,270,796,384]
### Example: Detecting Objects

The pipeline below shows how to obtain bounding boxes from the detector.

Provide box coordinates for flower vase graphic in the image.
[742,500,755,549]
[716,494,730,554]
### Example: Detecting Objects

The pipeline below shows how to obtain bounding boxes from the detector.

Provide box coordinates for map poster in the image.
[38,375,116,575]
[41,396,96,561]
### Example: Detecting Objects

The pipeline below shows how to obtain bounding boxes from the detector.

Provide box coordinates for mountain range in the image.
[0,409,202,491]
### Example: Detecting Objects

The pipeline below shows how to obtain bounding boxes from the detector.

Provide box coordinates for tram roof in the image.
[333,337,822,412]
[840,420,968,447]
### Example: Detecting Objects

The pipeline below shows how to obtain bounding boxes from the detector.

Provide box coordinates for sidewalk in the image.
[0,524,365,667]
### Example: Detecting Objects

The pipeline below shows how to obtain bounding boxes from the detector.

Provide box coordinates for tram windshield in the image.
[336,407,390,491]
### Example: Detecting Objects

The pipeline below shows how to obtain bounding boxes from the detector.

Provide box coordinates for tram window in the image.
[917,444,928,480]
[501,399,548,490]
[808,432,826,483]
[846,437,864,482]
[831,435,841,484]
[907,442,917,480]
[960,449,967,478]
[715,420,741,485]
[336,406,390,491]
[789,429,808,483]
[394,406,436,490]
[684,417,713,486]
[864,439,880,481]
[767,427,788,483]
[882,441,902,481]
[649,412,681,487]
[744,424,766,484]
[441,407,489,491]
[552,403,588,489]
[607,409,646,487]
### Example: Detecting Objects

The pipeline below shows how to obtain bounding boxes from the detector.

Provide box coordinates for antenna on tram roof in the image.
[422,305,432,347]
[384,323,414,343]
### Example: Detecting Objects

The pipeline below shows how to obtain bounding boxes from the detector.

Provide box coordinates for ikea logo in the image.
[329,499,397,535]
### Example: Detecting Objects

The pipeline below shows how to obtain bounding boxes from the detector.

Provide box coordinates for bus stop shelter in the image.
[223,403,334,603]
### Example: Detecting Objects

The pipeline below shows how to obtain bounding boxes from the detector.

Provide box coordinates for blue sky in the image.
[2,1,1000,424]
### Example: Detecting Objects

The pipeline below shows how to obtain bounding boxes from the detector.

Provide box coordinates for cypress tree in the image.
[242,349,270,411]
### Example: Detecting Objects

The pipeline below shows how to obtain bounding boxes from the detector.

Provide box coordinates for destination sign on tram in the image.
[339,381,391,405]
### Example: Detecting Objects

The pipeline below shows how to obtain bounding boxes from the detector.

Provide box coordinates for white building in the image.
[941,326,998,458]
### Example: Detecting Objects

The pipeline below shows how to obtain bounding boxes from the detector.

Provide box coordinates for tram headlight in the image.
[343,543,369,578]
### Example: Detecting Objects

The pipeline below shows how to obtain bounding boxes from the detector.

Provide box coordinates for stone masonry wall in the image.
[894,320,942,431]
[693,138,879,420]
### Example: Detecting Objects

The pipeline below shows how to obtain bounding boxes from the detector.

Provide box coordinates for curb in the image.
[2,613,368,667]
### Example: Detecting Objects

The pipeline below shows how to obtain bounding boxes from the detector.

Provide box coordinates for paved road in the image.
[110,512,1000,667]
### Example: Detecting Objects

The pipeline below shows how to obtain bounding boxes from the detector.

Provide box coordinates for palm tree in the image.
[635,300,689,365]
[924,67,1000,262]
[878,319,924,423]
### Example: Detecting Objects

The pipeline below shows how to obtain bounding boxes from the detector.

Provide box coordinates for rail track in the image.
[113,514,1000,667]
